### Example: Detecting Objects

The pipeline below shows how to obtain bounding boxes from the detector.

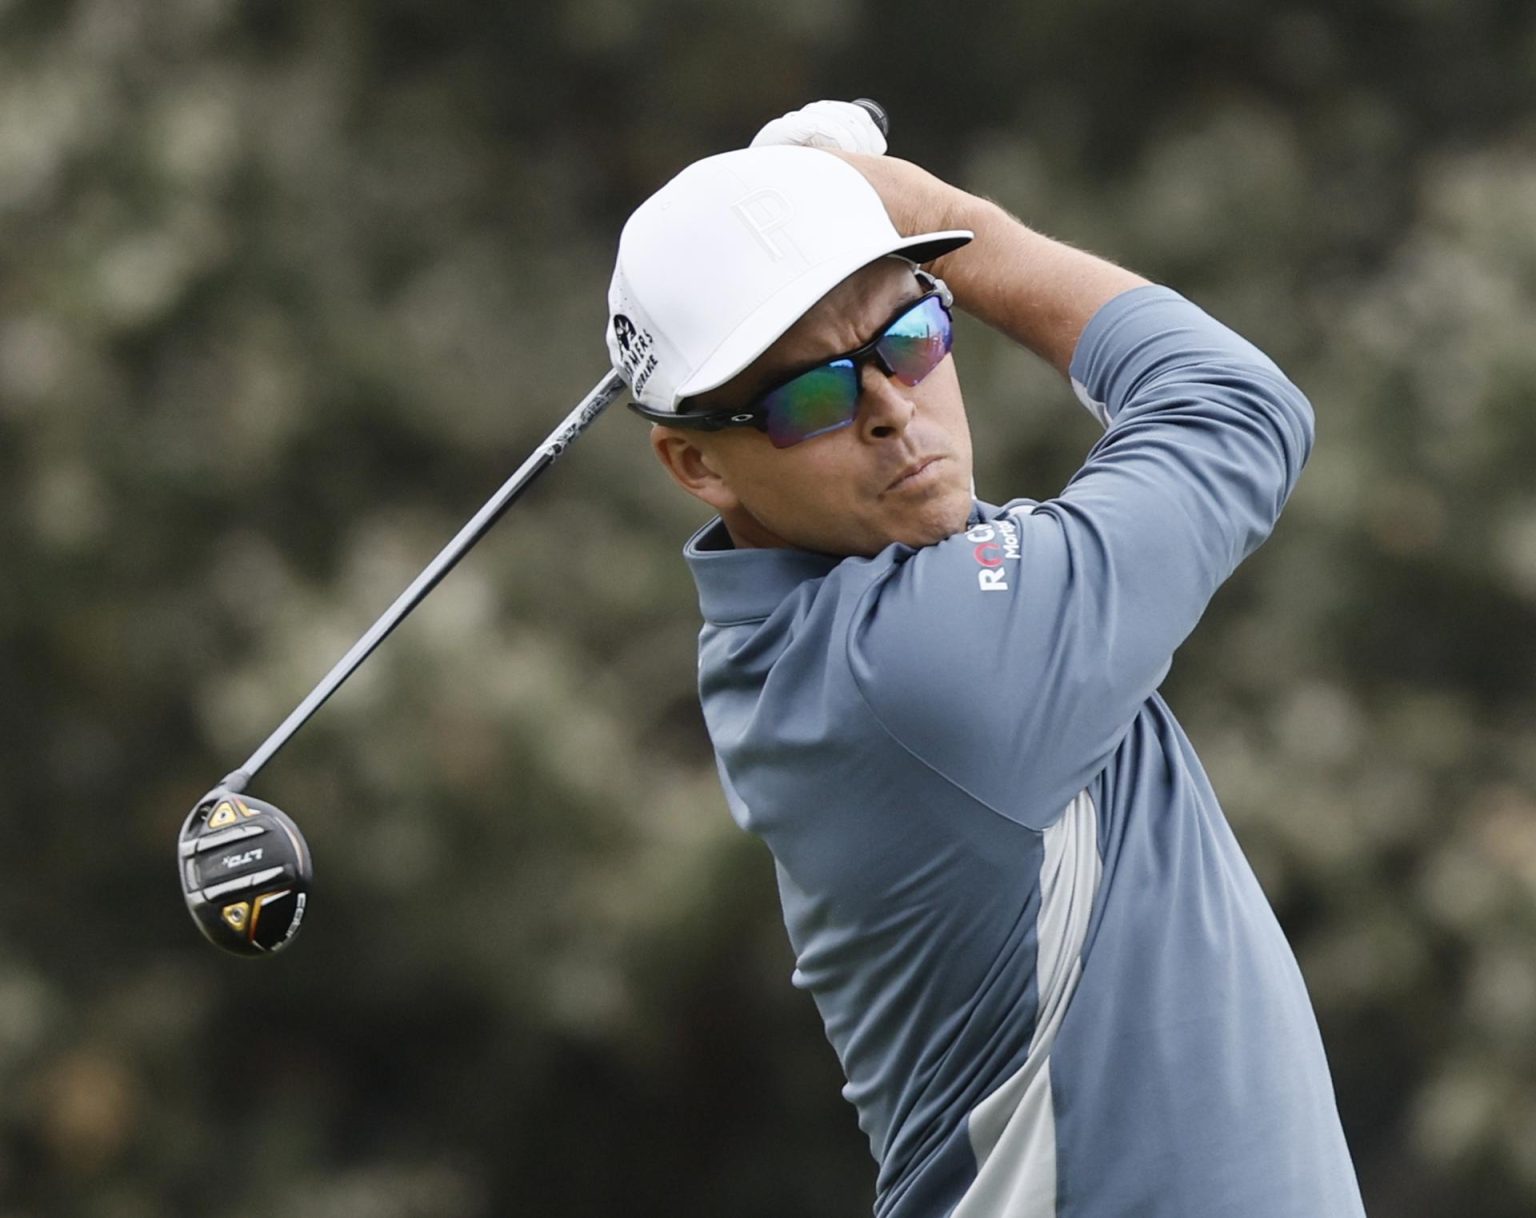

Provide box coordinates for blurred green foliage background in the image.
[3,0,1535,1214]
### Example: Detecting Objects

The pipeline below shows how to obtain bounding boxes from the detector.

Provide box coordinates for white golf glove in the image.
[750,99,888,156]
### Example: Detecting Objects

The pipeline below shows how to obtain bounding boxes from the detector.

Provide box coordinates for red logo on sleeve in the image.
[965,520,1020,592]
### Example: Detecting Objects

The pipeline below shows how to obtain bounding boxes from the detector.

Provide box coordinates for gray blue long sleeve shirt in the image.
[683,286,1366,1217]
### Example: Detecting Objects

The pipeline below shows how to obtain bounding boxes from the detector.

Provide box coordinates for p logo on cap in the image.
[732,188,800,262]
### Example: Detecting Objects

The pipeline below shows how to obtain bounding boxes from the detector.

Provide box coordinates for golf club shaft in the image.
[221,369,628,794]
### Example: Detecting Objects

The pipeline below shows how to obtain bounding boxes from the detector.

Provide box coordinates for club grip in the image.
[852,98,890,138]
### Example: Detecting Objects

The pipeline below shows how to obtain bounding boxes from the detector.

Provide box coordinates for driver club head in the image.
[178,790,312,956]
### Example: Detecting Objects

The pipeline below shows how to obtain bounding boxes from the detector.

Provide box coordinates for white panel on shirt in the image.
[951,789,1103,1218]
[1070,377,1111,428]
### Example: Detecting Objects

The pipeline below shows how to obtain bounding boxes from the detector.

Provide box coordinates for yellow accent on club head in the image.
[238,798,259,818]
[209,801,239,829]
[221,902,251,933]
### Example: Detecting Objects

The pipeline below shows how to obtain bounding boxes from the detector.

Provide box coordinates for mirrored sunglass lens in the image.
[763,362,860,447]
[878,295,952,385]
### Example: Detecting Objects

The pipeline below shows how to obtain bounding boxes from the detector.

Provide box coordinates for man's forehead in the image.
[686,257,918,411]
[753,260,916,369]
[793,257,916,335]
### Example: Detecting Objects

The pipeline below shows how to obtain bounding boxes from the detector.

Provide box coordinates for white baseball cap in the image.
[607,145,972,413]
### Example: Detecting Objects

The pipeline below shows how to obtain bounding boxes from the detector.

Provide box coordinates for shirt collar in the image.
[684,519,842,625]
[682,503,990,626]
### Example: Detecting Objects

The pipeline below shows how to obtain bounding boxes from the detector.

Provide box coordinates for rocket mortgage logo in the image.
[966,519,1020,592]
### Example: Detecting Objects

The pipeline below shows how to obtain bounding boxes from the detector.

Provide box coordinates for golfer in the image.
[608,103,1366,1218]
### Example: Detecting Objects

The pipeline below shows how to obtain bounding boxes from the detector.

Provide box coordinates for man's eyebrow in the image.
[692,354,801,413]
[727,287,925,406]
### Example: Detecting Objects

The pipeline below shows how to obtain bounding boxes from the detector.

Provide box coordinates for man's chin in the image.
[883,493,975,552]
[737,488,974,557]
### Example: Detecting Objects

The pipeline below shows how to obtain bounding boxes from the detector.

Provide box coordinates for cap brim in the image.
[671,228,973,407]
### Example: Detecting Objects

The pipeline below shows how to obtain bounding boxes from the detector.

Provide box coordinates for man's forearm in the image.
[834,152,1150,376]
[930,194,1150,376]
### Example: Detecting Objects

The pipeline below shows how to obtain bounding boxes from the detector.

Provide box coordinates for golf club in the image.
[179,98,891,957]
[178,370,626,955]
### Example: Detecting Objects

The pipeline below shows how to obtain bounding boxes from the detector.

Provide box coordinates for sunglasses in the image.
[634,276,955,448]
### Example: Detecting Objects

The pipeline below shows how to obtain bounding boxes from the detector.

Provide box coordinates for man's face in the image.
[651,258,975,557]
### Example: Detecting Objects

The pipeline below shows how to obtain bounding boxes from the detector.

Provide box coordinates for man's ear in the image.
[649,426,741,514]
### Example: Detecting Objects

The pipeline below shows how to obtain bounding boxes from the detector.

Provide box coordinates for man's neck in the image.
[718,506,791,551]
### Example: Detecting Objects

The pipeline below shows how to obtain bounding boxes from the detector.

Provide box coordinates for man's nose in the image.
[857,360,916,441]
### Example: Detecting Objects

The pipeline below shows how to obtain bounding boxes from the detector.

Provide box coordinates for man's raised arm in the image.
[829,150,1150,374]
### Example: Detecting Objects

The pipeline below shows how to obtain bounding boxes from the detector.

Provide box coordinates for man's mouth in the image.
[886,456,945,492]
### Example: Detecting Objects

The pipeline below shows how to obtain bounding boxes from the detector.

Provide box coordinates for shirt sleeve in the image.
[846,285,1314,830]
